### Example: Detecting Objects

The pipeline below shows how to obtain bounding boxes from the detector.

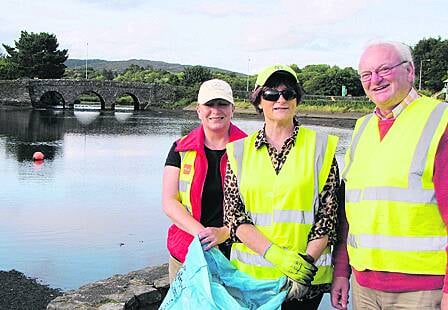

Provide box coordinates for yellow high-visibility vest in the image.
[343,97,448,275]
[226,127,338,284]
[178,150,196,214]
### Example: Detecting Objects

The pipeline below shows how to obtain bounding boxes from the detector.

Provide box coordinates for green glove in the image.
[264,244,317,285]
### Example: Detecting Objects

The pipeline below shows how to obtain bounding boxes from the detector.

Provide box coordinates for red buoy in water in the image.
[33,151,45,161]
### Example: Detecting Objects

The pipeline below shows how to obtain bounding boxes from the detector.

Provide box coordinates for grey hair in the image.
[360,39,414,65]
[359,40,415,80]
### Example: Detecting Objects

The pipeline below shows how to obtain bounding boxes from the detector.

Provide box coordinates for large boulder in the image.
[47,264,169,310]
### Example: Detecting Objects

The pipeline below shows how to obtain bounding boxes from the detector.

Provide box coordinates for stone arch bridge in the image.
[0,79,186,110]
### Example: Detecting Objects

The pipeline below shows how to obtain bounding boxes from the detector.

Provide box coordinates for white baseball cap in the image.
[197,79,234,105]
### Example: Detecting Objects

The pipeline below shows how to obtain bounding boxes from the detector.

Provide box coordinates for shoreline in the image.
[180,105,364,128]
[0,269,62,309]
[0,105,364,129]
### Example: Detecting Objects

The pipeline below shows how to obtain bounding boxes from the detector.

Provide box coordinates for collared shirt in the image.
[374,88,420,120]
[253,116,300,174]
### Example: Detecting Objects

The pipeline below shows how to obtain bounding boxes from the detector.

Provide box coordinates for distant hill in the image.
[65,59,244,76]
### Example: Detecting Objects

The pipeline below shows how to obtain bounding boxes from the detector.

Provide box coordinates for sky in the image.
[1,0,446,74]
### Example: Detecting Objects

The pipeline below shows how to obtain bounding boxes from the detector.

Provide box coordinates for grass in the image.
[234,99,373,114]
[297,104,372,113]
[162,96,375,115]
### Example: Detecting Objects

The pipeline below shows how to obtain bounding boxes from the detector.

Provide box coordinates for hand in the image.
[441,292,448,310]
[331,276,350,309]
[264,244,317,285]
[198,227,228,250]
[286,278,309,301]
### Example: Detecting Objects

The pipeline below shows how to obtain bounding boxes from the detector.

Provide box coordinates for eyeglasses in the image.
[261,88,297,101]
[359,60,409,82]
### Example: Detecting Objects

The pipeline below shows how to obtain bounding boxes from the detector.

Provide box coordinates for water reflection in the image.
[0,109,202,162]
[114,112,133,123]
[0,108,206,289]
[74,111,101,126]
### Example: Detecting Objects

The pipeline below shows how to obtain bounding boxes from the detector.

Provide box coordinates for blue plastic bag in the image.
[160,236,287,310]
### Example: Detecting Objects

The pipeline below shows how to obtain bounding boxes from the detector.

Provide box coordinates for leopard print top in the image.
[223,119,340,299]
[223,119,340,244]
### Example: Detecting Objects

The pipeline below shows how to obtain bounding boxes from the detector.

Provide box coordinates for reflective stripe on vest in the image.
[344,99,448,274]
[346,187,437,204]
[232,139,246,205]
[248,210,314,226]
[230,248,332,268]
[344,102,447,204]
[232,132,329,217]
[342,114,373,181]
[347,233,447,252]
[179,180,188,192]
[312,133,329,215]
[228,128,337,283]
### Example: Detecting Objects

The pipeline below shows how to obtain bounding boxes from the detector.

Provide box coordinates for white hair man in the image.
[331,41,448,309]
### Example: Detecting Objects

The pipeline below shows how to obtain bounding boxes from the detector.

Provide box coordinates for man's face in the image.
[358,44,414,112]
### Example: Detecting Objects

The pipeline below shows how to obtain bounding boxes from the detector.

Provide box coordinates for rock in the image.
[47,264,169,310]
[0,269,62,310]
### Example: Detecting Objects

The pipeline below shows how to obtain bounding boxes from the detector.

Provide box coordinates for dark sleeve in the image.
[308,157,340,246]
[332,180,352,278]
[223,161,254,242]
[164,141,181,168]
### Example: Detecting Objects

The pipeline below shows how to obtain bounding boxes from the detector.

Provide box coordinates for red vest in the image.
[167,123,246,262]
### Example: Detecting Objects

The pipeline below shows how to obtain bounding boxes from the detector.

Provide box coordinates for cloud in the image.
[234,0,380,53]
[194,1,252,17]
[0,0,446,73]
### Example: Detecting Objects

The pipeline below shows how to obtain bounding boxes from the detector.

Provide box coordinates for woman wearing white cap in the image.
[224,65,340,309]
[162,79,246,282]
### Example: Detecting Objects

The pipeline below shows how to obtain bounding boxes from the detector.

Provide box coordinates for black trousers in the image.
[281,293,324,310]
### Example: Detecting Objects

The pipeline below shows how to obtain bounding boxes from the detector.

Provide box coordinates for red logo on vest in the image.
[183,164,192,175]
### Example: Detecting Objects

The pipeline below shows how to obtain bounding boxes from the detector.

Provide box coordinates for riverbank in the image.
[0,266,169,309]
[0,270,62,309]
[182,104,365,128]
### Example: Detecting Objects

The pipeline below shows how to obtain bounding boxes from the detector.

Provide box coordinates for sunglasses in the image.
[261,88,297,101]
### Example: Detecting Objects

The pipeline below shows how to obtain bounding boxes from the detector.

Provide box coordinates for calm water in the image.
[0,108,353,307]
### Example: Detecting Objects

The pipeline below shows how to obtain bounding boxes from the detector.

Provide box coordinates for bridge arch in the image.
[113,92,140,110]
[37,91,66,108]
[72,91,106,110]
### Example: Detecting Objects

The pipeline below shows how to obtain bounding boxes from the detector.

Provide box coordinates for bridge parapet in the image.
[0,79,33,106]
[0,79,185,110]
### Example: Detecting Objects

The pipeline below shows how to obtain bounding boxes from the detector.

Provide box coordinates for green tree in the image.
[122,64,144,75]
[289,64,301,74]
[3,31,68,79]
[297,64,363,96]
[0,52,18,79]
[0,53,9,79]
[183,65,212,86]
[413,37,448,92]
[100,69,115,80]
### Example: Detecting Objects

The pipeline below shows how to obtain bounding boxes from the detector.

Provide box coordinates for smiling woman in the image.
[224,64,341,309]
[161,79,246,282]
[196,98,235,137]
